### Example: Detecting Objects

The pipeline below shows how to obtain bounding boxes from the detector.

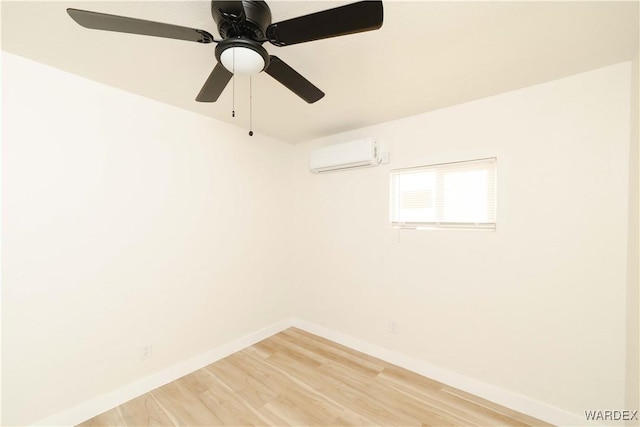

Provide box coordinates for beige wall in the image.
[1,53,294,426]
[292,62,632,419]
[2,52,636,426]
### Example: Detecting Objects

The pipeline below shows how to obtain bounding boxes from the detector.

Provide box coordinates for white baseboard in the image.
[32,318,294,427]
[33,317,593,427]
[291,319,593,427]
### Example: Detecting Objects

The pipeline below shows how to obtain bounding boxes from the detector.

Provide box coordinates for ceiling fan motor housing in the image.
[211,1,272,39]
[211,1,272,74]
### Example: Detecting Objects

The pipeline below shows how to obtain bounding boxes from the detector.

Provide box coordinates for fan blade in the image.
[265,56,324,103]
[67,8,215,43]
[196,63,233,102]
[266,1,382,46]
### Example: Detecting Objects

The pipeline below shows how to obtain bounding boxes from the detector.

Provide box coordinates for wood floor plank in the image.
[117,393,175,427]
[317,361,447,426]
[282,328,387,375]
[263,353,423,426]
[376,368,524,426]
[441,386,554,426]
[205,356,281,407]
[150,379,221,426]
[77,406,126,427]
[197,387,270,426]
[77,328,552,427]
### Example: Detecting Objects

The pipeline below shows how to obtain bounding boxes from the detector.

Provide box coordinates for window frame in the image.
[389,157,497,231]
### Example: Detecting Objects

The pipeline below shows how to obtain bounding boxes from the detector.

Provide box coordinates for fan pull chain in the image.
[249,76,254,136]
[232,74,235,117]
[231,49,235,118]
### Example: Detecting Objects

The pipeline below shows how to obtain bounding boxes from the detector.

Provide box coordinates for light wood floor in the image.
[78,328,552,426]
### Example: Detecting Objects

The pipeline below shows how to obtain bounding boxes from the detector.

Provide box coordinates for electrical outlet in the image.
[388,321,398,334]
[381,152,391,164]
[142,343,153,360]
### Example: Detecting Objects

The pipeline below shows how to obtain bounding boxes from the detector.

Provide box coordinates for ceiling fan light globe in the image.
[220,47,265,75]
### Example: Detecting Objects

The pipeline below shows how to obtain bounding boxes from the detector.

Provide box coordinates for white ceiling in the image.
[2,1,638,143]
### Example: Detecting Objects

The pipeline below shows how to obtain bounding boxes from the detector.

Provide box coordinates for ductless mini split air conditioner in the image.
[309,138,379,173]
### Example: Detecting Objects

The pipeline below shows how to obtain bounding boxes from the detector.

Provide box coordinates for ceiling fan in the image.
[67,1,384,104]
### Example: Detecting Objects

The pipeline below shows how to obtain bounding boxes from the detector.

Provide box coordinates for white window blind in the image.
[390,158,496,230]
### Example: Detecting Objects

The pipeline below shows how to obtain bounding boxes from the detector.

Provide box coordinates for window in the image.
[390,158,496,230]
